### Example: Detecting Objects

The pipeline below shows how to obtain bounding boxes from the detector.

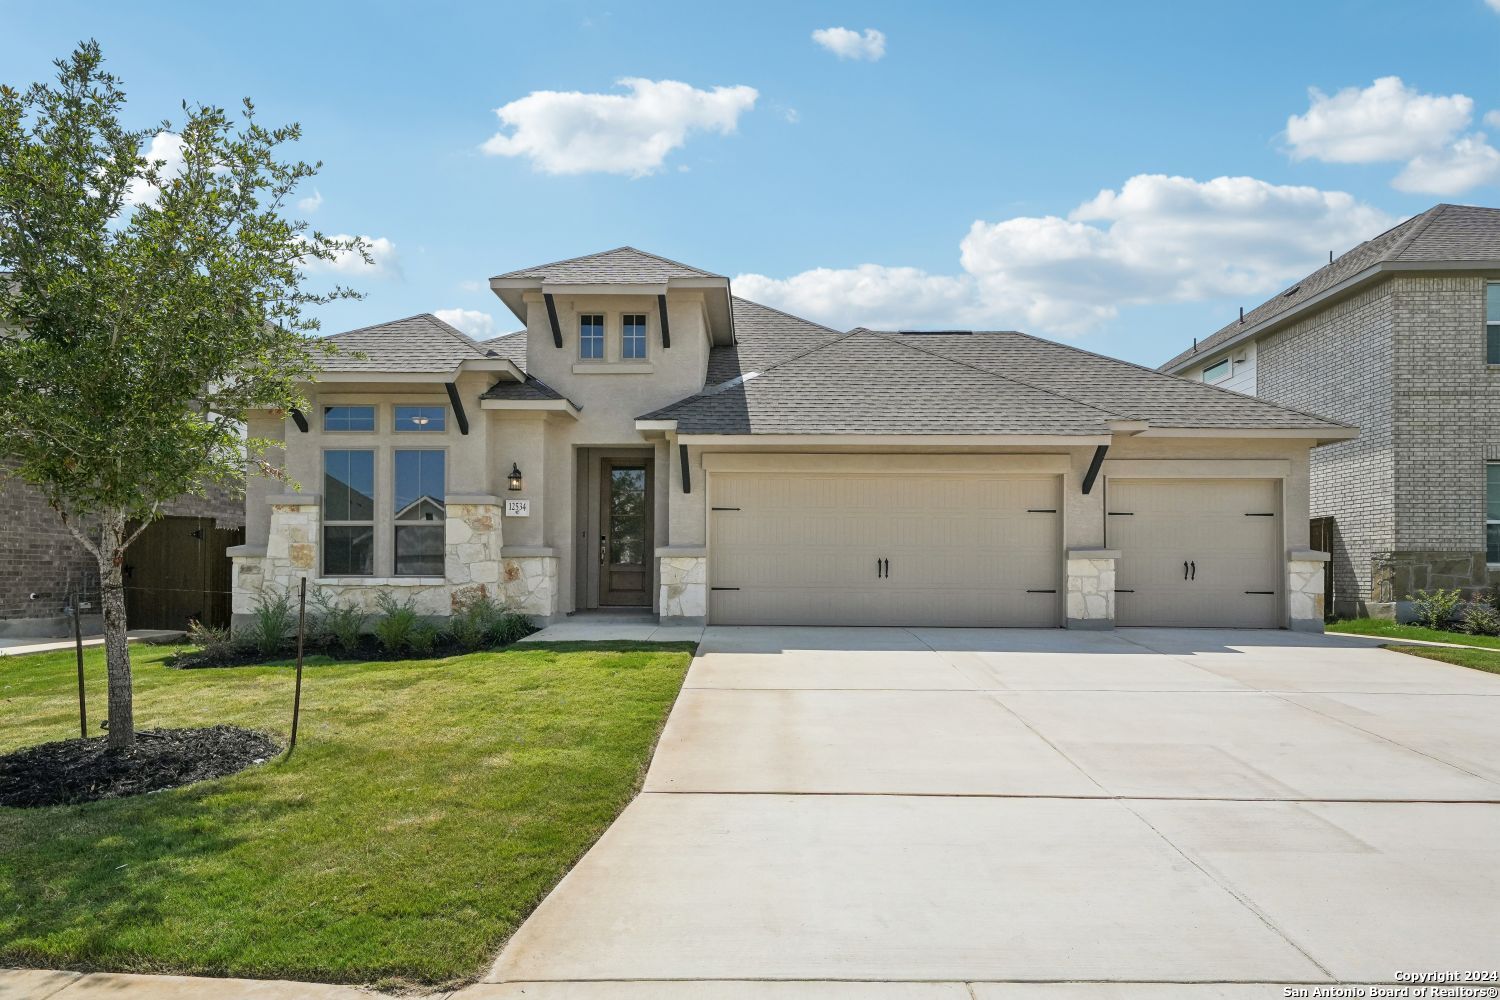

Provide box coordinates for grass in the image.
[0,639,695,987]
[1384,643,1500,675]
[1325,616,1500,650]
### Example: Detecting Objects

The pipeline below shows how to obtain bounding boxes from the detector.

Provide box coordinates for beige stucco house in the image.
[231,247,1354,632]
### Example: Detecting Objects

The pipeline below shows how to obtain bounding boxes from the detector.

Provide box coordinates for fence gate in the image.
[1309,516,1336,619]
[124,516,244,630]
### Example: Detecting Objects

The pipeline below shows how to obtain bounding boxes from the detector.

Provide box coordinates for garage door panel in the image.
[1109,478,1281,629]
[709,469,1060,627]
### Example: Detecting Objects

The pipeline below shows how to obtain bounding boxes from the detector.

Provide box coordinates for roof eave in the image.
[307,357,524,384]
[672,433,1115,446]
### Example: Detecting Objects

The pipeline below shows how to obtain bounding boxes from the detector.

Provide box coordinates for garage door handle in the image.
[1183,560,1189,580]
[1190,560,1196,580]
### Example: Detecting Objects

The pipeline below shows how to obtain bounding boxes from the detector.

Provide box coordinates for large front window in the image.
[324,450,374,575]
[1488,464,1500,564]
[579,314,605,360]
[394,449,445,575]
[622,314,648,359]
[1487,284,1500,364]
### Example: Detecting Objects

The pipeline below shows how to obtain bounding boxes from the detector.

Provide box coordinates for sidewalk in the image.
[0,629,184,658]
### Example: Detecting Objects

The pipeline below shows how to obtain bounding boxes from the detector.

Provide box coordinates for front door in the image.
[599,458,653,606]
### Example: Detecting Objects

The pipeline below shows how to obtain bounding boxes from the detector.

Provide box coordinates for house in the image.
[231,247,1354,632]
[1158,203,1500,619]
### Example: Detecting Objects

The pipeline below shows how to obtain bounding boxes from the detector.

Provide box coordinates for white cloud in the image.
[1394,133,1500,194]
[811,27,886,61]
[735,174,1393,336]
[297,188,323,213]
[480,78,758,177]
[434,308,498,338]
[124,131,186,207]
[783,108,800,124]
[303,235,400,278]
[1286,76,1472,163]
[1488,0,1500,11]
[1485,110,1500,129]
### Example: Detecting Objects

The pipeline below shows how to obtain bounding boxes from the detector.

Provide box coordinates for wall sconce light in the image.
[508,463,524,491]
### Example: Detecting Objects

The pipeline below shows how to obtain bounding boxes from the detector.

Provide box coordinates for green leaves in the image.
[0,41,361,523]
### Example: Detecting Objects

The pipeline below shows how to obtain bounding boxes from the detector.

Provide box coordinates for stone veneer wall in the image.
[1287,551,1331,631]
[1064,550,1117,629]
[500,554,559,619]
[233,497,521,623]
[658,553,707,623]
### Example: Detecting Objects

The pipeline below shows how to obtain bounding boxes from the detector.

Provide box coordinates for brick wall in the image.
[1256,281,1396,615]
[0,459,245,622]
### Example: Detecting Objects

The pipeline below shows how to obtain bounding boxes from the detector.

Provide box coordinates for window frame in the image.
[393,403,447,433]
[621,313,649,360]
[1486,282,1500,365]
[323,404,376,433]
[578,313,606,361]
[322,448,376,577]
[1488,462,1500,568]
[1201,358,1232,384]
[392,447,448,577]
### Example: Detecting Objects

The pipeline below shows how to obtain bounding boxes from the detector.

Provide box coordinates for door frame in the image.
[576,447,658,610]
[598,456,655,607]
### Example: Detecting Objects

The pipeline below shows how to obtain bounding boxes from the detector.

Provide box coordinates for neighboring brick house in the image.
[1159,203,1500,618]
[0,459,243,636]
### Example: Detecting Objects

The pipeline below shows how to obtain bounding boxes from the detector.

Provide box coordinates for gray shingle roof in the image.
[319,313,500,373]
[479,375,568,404]
[492,246,723,284]
[1160,203,1500,372]
[642,324,1352,437]
[706,298,843,385]
[483,329,528,371]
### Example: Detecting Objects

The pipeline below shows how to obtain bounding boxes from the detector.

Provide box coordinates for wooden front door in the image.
[599,458,653,606]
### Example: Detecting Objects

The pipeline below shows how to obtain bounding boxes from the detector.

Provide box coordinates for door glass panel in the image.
[609,467,647,565]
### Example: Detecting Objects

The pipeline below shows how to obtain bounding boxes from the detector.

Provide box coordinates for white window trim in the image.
[323,404,377,433]
[392,403,449,434]
[1202,358,1232,384]
[578,313,606,362]
[392,446,449,577]
[322,448,376,577]
[621,312,650,361]
[1488,461,1500,567]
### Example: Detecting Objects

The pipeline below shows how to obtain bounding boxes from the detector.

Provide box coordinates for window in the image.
[1487,283,1500,364]
[394,450,445,575]
[324,405,375,432]
[1488,464,1500,564]
[579,314,605,360]
[622,314,648,359]
[1202,358,1231,383]
[323,450,374,575]
[395,404,446,432]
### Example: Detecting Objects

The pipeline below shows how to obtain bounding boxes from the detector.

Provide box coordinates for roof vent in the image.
[1282,285,1301,298]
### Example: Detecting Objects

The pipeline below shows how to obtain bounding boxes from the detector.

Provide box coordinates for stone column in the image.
[657,546,707,626]
[1065,548,1119,629]
[444,495,503,611]
[500,547,559,623]
[230,494,318,632]
[1287,548,1331,632]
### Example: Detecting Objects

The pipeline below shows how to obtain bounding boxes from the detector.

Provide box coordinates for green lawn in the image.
[0,640,694,987]
[1385,643,1500,675]
[1326,617,1500,650]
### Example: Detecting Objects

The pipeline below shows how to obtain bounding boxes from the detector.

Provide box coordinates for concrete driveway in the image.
[479,627,1500,998]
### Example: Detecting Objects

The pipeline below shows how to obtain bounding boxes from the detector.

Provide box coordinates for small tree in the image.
[0,42,364,747]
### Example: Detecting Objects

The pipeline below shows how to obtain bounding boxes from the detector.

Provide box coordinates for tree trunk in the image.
[97,510,134,748]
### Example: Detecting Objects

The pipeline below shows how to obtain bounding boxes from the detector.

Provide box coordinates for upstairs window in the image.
[394,449,445,576]
[1202,358,1231,383]
[1488,464,1500,564]
[323,450,375,575]
[622,314,648,359]
[324,405,375,432]
[395,404,446,432]
[1487,283,1500,364]
[579,314,605,360]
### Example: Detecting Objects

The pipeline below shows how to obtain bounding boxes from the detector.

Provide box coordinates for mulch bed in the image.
[0,726,279,808]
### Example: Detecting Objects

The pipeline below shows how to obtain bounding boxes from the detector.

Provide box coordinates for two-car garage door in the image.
[705,464,1284,629]
[709,470,1061,627]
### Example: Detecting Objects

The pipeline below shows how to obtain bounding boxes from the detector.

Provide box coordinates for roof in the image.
[1160,203,1500,372]
[491,246,723,284]
[483,329,528,371]
[642,325,1353,438]
[706,298,843,386]
[479,375,567,403]
[319,313,500,373]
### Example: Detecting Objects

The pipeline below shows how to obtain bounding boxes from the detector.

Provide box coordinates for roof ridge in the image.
[1388,202,1449,260]
[324,311,442,342]
[493,245,721,281]
[420,312,498,358]
[732,295,844,336]
[862,330,1127,421]
[1001,329,1355,429]
[613,245,719,277]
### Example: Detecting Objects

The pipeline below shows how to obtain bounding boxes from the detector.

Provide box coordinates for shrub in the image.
[372,592,421,654]
[491,610,535,646]
[1407,588,1463,630]
[171,619,245,667]
[1459,595,1500,636]
[450,592,503,651]
[408,622,441,657]
[310,589,368,653]
[243,588,297,657]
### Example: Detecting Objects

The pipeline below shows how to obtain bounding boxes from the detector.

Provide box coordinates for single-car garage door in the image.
[708,469,1061,626]
[1107,478,1281,628]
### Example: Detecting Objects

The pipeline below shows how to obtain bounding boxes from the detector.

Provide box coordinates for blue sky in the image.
[6,1,1500,364]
